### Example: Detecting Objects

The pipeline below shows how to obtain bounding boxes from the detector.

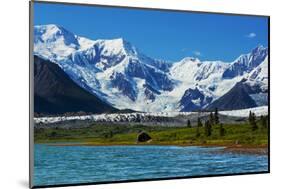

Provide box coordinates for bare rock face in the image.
[34,55,117,115]
[137,131,152,142]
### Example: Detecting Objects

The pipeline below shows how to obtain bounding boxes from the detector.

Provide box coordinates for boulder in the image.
[137,131,152,142]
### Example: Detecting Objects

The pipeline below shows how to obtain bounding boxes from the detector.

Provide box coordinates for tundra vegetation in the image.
[35,110,268,147]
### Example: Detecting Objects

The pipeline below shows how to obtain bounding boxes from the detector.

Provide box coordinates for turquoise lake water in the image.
[34,144,268,186]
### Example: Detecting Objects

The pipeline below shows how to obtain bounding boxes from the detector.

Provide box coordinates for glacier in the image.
[34,106,268,125]
[33,24,268,112]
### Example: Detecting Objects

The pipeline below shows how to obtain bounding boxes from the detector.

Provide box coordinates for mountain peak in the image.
[114,37,126,43]
[252,45,267,53]
[35,24,63,30]
[33,25,268,112]
[107,38,129,50]
[115,38,138,56]
[34,24,79,47]
[180,57,201,63]
[95,37,138,57]
[34,24,69,37]
[250,45,268,58]
[222,45,268,79]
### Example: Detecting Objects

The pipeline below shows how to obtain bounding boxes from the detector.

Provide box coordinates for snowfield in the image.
[34,112,194,124]
[220,106,268,117]
[34,106,268,125]
[33,24,268,112]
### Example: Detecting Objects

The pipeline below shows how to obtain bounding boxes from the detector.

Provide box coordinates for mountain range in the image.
[34,55,117,114]
[33,24,268,113]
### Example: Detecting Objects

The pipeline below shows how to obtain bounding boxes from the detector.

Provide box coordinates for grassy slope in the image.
[35,122,268,147]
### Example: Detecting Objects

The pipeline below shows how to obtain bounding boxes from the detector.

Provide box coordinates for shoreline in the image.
[37,142,268,155]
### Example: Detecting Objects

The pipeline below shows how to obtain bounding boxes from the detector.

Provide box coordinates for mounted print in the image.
[29,1,270,188]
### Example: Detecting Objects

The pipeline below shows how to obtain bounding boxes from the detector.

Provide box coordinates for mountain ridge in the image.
[34,55,117,115]
[34,24,268,112]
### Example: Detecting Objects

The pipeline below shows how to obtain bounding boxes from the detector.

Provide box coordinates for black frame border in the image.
[29,0,270,188]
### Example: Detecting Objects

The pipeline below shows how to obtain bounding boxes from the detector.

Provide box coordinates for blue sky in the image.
[34,2,268,62]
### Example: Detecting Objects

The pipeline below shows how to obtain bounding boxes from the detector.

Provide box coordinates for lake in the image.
[34,144,268,186]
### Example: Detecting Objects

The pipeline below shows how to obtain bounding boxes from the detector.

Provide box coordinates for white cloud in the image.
[246,32,257,38]
[181,49,202,57]
[193,51,202,56]
[181,48,187,52]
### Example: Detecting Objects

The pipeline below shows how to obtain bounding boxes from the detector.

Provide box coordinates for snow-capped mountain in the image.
[222,46,268,79]
[179,87,213,111]
[34,24,175,111]
[34,24,268,112]
[34,25,93,61]
[242,56,268,106]
[246,56,268,92]
[207,56,269,110]
[34,55,117,114]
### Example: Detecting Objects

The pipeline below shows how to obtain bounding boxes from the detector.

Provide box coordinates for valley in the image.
[32,24,269,151]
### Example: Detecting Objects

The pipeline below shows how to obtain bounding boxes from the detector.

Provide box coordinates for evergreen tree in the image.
[204,120,212,137]
[109,131,113,138]
[260,115,264,127]
[195,118,202,138]
[219,123,225,137]
[196,125,200,138]
[249,111,253,124]
[197,117,203,127]
[260,115,268,129]
[250,112,258,131]
[214,108,219,124]
[187,120,192,128]
[209,112,215,126]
